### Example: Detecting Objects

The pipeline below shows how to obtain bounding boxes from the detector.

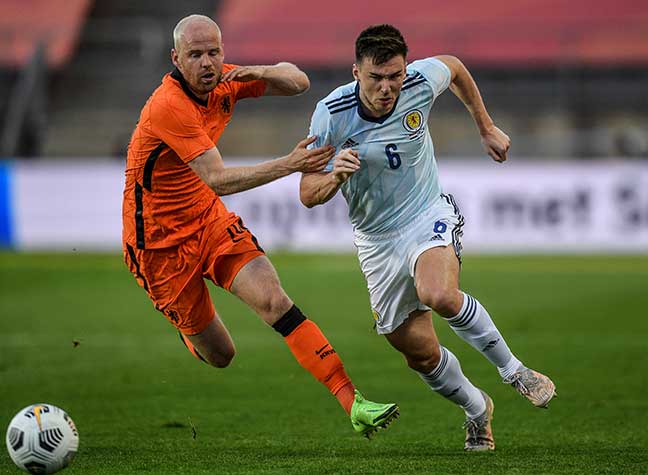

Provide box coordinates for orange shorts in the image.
[123,213,264,335]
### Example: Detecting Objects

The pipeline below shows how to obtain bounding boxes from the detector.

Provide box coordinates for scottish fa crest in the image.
[372,309,382,322]
[403,109,423,132]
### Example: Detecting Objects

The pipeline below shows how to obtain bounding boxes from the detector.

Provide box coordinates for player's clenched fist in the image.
[332,149,361,184]
[286,136,335,173]
[480,125,510,163]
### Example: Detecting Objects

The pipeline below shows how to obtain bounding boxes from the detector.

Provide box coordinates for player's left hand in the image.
[221,66,265,82]
[481,126,510,163]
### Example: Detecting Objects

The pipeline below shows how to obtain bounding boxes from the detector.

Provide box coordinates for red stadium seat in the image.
[218,0,648,66]
[0,0,92,68]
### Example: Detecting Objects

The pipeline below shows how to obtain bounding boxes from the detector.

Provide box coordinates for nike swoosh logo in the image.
[315,344,329,355]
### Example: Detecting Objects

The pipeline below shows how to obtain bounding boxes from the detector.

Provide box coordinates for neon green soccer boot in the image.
[350,390,399,439]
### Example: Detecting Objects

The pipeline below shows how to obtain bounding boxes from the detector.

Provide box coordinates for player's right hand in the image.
[481,125,510,163]
[287,136,335,173]
[332,149,361,184]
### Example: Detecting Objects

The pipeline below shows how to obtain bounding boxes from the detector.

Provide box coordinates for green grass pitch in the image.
[1,252,647,474]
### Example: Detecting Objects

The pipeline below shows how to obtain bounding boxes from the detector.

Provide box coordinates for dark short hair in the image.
[355,24,408,65]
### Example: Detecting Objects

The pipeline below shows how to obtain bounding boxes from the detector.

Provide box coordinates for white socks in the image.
[445,292,523,380]
[417,346,486,419]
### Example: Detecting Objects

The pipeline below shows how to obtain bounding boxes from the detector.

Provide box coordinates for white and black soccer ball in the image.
[5,404,79,474]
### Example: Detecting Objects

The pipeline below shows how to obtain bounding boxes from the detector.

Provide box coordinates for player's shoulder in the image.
[214,63,265,100]
[319,80,357,116]
[407,57,451,79]
[151,73,193,106]
[404,57,452,96]
[146,73,199,118]
[218,63,239,93]
[407,56,449,71]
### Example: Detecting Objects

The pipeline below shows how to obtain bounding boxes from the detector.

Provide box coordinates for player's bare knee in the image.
[418,286,459,315]
[259,288,293,323]
[206,348,235,368]
[200,338,236,368]
[417,284,440,308]
[212,356,233,369]
[405,346,441,374]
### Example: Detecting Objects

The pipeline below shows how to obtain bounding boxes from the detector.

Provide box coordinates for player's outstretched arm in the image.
[221,62,310,96]
[189,137,334,196]
[299,149,360,208]
[435,55,511,163]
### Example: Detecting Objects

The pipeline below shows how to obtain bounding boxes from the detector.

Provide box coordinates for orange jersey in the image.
[122,65,266,249]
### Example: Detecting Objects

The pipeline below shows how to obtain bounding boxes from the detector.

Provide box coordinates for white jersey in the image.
[308,57,452,235]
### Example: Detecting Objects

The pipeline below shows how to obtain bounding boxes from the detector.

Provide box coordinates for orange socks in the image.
[273,305,355,415]
[334,382,356,415]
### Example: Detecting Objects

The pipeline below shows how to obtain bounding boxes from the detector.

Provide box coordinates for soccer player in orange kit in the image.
[121,14,399,438]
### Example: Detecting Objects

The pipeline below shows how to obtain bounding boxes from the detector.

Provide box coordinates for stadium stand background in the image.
[1,0,647,159]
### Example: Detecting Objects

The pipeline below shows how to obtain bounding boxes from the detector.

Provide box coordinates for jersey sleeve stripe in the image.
[326,96,357,111]
[403,72,423,85]
[401,78,428,91]
[142,142,167,192]
[134,182,146,249]
[329,101,358,114]
[325,91,355,106]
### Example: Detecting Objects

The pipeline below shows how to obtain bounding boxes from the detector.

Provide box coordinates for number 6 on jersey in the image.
[385,144,401,169]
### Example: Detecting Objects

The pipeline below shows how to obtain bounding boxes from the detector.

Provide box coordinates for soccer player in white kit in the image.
[300,24,556,451]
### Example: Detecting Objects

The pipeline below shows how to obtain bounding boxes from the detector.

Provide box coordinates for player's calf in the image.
[178,331,235,368]
[445,292,524,378]
[273,305,352,397]
[273,304,399,431]
[179,331,207,363]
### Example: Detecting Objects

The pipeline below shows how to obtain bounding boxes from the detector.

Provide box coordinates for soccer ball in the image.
[5,404,79,474]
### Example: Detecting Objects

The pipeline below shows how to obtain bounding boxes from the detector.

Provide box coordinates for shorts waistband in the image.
[354,195,447,242]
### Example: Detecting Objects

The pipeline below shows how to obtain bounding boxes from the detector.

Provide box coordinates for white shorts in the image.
[354,194,464,335]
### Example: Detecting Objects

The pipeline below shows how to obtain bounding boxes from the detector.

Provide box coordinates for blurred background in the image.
[3,0,648,159]
[0,0,647,252]
[1,4,648,473]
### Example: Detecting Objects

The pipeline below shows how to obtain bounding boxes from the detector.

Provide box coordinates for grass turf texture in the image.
[1,252,647,474]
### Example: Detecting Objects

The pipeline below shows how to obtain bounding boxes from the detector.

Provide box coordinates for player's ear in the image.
[352,64,360,81]
[171,49,180,68]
